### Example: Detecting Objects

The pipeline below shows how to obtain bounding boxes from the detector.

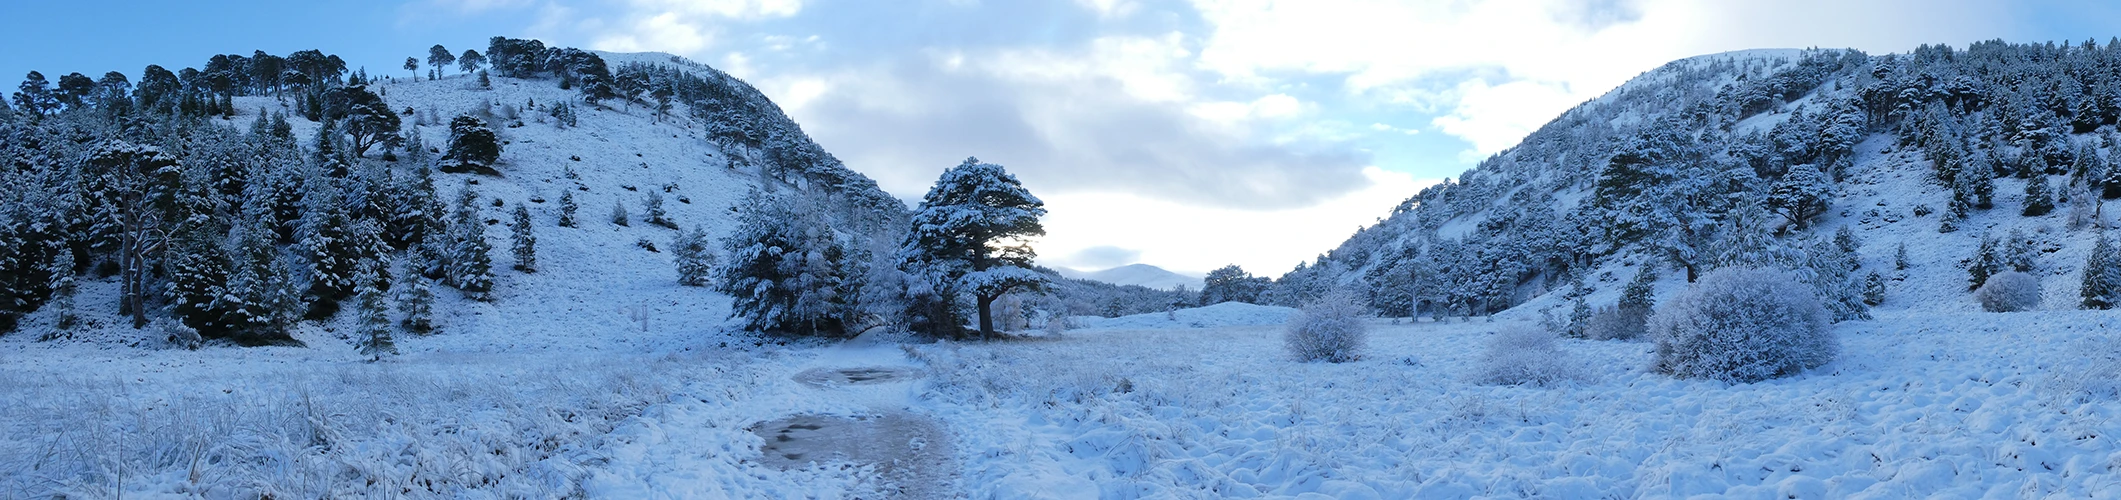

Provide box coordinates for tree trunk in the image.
[976,294,995,341]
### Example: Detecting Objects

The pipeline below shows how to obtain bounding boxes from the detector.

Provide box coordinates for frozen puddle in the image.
[793,366,925,387]
[752,413,953,498]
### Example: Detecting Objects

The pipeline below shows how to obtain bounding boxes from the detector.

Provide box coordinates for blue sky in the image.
[5,0,2118,275]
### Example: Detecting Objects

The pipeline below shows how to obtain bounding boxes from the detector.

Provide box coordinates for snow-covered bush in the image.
[1476,325,1586,386]
[1649,267,1836,383]
[1284,289,1367,363]
[1975,270,2041,312]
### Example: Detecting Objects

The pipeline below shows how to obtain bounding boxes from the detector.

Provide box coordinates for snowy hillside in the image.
[1059,263,1203,291]
[14,34,2121,499]
[1278,42,2121,327]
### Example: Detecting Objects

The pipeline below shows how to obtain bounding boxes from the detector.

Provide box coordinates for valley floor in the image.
[8,308,2121,498]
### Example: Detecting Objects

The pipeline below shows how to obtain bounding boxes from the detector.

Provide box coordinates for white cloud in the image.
[1369,122,1418,135]
[985,33,1198,103]
[1074,0,1140,18]
[1189,0,2023,157]
[1187,93,1301,124]
[1428,78,1584,156]
[1038,167,1436,276]
[626,0,803,19]
[590,12,712,54]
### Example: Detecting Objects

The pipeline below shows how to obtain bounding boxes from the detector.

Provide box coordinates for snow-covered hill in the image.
[1283,43,2121,325]
[1059,263,1203,291]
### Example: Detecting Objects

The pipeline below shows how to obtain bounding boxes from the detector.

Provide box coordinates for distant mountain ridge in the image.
[1060,264,1203,291]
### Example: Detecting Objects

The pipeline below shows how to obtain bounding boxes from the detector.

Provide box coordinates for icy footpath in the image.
[912,310,2121,498]
[576,338,956,498]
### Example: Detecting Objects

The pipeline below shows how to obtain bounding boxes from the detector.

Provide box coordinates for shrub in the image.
[1975,270,2041,312]
[1476,325,1587,386]
[1285,289,1367,363]
[1648,267,1836,383]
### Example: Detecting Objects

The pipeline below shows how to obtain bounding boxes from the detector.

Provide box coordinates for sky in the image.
[5,1,2119,276]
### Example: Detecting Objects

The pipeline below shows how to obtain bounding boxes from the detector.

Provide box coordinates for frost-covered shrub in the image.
[1975,270,2041,312]
[1649,267,1836,383]
[1285,289,1367,363]
[1476,326,1586,386]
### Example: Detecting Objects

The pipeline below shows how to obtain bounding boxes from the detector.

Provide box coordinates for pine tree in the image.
[402,125,430,165]
[388,165,444,250]
[899,157,1049,339]
[1833,225,1862,257]
[353,266,397,361]
[1969,236,2002,290]
[2004,229,2037,272]
[643,190,673,228]
[459,49,485,74]
[1894,242,1911,271]
[713,191,848,335]
[2082,234,2119,309]
[46,249,75,330]
[2023,175,2057,216]
[1768,164,1833,229]
[1862,271,1887,306]
[443,115,500,173]
[611,199,629,226]
[1565,296,1593,338]
[1619,267,1657,316]
[1801,237,1871,321]
[510,204,536,273]
[444,182,495,300]
[557,190,578,227]
[398,274,436,334]
[674,224,714,286]
[427,45,456,77]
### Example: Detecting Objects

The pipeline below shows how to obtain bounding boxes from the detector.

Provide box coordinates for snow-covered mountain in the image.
[1275,42,2121,323]
[1058,263,1203,291]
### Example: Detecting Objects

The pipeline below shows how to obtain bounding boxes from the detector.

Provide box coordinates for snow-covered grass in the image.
[914,310,2121,498]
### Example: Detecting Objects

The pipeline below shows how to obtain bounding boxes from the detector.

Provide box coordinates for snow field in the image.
[913,310,2121,499]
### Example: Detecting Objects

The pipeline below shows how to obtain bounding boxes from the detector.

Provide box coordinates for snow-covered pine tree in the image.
[1555,292,1589,330]
[610,199,628,226]
[1768,164,1833,229]
[352,266,397,361]
[1862,271,1886,306]
[398,274,436,334]
[2024,175,2056,216]
[388,164,444,250]
[1619,267,1657,314]
[1800,237,1871,321]
[673,224,714,286]
[642,190,674,228]
[46,249,75,330]
[899,157,1049,339]
[443,182,495,300]
[297,180,378,316]
[1894,242,1911,271]
[1833,225,1862,263]
[557,190,578,228]
[443,115,500,173]
[2003,229,2037,272]
[1968,235,2003,290]
[2083,234,2119,310]
[713,191,848,335]
[402,124,430,165]
[509,204,535,273]
[549,101,577,128]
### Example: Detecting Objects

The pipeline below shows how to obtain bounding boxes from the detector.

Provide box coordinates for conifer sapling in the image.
[510,204,536,273]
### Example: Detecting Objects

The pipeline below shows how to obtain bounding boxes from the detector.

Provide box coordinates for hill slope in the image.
[1281,41,2121,322]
